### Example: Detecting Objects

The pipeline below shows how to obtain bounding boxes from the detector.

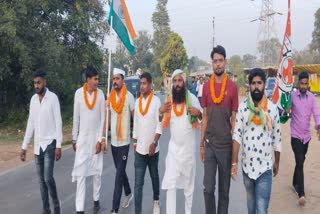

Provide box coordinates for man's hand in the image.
[95,142,101,154]
[149,142,156,156]
[20,149,26,162]
[200,146,204,163]
[101,141,107,154]
[231,164,238,181]
[133,144,137,154]
[187,107,200,117]
[273,162,279,177]
[55,148,62,161]
[159,101,171,113]
[72,141,77,152]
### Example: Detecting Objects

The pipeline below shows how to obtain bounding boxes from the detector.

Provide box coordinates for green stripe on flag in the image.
[108,1,135,54]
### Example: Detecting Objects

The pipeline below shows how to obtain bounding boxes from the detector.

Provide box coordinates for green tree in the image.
[188,56,210,73]
[257,37,281,66]
[0,0,107,124]
[151,0,171,74]
[242,54,257,68]
[228,55,245,87]
[311,8,320,52]
[292,47,320,65]
[160,33,188,77]
[130,31,153,73]
[112,40,129,74]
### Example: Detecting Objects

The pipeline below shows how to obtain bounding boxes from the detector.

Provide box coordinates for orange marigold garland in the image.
[83,83,97,110]
[173,102,185,116]
[139,91,153,116]
[210,73,228,104]
[251,95,268,126]
[110,85,127,113]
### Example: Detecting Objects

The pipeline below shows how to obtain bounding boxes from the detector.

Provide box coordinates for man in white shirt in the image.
[71,67,105,214]
[132,72,162,214]
[105,68,135,214]
[231,68,281,214]
[20,69,62,214]
[196,76,204,103]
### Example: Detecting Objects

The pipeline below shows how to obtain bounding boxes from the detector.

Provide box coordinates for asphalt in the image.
[0,93,247,214]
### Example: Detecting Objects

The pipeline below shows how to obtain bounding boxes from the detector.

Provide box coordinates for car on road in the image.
[124,75,140,99]
[265,77,276,98]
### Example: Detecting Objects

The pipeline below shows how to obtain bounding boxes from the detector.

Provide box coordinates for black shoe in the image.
[93,200,100,213]
[111,209,118,214]
[42,210,51,214]
[76,212,84,214]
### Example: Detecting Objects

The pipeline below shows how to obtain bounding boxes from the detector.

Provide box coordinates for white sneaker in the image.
[153,200,160,214]
[122,193,133,208]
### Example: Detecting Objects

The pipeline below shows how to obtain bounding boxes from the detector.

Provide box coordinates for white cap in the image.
[113,68,125,76]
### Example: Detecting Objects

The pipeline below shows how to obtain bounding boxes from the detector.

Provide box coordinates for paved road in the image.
[0,94,247,214]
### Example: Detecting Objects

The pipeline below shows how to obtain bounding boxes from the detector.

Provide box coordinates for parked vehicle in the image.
[265,77,276,98]
[124,75,140,99]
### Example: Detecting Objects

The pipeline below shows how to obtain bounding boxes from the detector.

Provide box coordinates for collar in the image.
[297,90,309,97]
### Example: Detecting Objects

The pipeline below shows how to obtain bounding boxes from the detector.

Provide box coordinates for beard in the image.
[214,69,224,76]
[299,88,307,94]
[35,87,45,95]
[251,89,264,102]
[172,85,186,104]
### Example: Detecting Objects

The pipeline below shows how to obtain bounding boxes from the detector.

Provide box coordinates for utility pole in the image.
[212,16,215,48]
[253,0,278,67]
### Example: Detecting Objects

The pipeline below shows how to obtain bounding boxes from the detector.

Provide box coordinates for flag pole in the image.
[105,14,113,149]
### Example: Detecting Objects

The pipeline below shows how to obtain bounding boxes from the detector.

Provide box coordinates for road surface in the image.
[0,93,247,214]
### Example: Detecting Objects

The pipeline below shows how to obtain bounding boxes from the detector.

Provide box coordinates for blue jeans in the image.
[243,170,272,214]
[111,144,131,212]
[134,152,160,214]
[35,140,60,214]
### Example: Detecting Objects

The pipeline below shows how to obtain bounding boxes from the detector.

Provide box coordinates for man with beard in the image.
[288,71,320,206]
[200,45,238,214]
[71,67,105,214]
[160,69,202,214]
[20,69,62,214]
[231,68,281,214]
[132,72,162,214]
[105,68,135,214]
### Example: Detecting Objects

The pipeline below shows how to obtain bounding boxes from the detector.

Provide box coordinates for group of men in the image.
[20,45,319,214]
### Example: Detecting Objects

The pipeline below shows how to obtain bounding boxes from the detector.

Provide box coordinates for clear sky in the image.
[123,0,319,61]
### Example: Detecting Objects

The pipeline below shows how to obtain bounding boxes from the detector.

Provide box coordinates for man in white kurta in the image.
[160,69,202,214]
[71,68,105,214]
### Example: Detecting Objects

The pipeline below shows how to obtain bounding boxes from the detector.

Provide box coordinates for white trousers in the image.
[166,187,194,214]
[75,175,101,212]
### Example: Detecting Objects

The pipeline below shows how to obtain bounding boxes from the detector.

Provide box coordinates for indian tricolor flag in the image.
[108,0,136,54]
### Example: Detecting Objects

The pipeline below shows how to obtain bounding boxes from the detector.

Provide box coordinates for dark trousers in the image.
[291,137,309,197]
[111,144,132,212]
[134,152,160,214]
[203,145,232,214]
[35,140,60,214]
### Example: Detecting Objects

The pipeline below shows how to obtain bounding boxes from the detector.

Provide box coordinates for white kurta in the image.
[71,87,105,182]
[162,93,202,190]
